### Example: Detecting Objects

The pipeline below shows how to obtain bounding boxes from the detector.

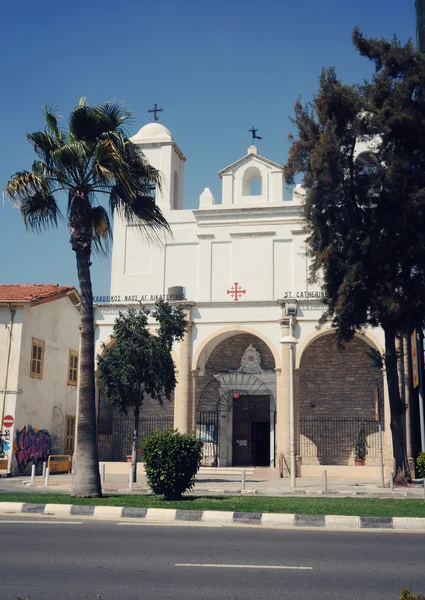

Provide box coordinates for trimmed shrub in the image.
[142,429,203,500]
[416,452,425,478]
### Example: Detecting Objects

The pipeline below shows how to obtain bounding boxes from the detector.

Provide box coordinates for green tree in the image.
[4,99,169,497]
[97,301,186,482]
[284,30,425,480]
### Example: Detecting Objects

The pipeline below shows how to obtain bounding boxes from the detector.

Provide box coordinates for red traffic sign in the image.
[3,415,14,429]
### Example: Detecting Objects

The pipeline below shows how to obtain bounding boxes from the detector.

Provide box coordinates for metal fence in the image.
[196,411,219,467]
[97,415,173,461]
[300,417,381,465]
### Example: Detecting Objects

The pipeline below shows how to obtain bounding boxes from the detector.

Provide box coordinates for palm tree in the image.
[4,98,169,497]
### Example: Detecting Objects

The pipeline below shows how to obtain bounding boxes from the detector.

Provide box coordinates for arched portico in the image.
[194,330,278,467]
[295,327,384,370]
[193,325,281,373]
[296,328,386,469]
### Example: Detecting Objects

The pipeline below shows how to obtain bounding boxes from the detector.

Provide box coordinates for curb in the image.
[0,502,424,531]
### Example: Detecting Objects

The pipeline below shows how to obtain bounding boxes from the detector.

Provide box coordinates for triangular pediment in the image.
[218,151,283,179]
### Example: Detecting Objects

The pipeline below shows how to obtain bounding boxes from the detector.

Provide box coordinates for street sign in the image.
[3,415,14,429]
[411,330,420,389]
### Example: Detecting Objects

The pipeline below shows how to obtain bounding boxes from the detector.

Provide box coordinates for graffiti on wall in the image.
[15,426,51,471]
[0,430,11,458]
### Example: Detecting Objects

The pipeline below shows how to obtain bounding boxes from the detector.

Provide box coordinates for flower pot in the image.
[126,455,132,463]
[354,458,365,466]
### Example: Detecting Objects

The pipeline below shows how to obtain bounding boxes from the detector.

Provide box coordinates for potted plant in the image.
[354,425,368,466]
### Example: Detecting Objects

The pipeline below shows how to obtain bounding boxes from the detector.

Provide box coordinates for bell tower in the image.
[130,121,186,211]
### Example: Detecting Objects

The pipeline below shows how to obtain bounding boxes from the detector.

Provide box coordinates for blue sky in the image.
[0,0,416,294]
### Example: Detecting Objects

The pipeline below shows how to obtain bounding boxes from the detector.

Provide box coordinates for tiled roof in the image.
[0,284,76,303]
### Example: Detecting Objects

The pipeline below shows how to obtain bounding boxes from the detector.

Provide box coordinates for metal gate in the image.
[196,411,219,466]
[197,373,276,467]
[97,414,173,461]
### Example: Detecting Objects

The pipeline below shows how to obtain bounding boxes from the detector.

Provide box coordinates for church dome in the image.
[130,122,174,145]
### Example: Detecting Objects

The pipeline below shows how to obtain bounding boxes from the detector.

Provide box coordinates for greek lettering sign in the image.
[94,293,186,304]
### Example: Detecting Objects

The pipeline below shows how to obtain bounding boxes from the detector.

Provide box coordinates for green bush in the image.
[399,587,425,600]
[416,452,425,478]
[142,429,203,500]
[354,425,368,460]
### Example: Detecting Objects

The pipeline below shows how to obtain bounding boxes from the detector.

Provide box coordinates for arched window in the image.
[242,166,262,196]
[250,177,262,195]
[173,171,179,209]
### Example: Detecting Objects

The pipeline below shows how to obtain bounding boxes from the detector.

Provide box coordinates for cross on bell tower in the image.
[148,103,163,122]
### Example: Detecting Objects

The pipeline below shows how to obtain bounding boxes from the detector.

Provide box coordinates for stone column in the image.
[294,367,302,476]
[173,304,193,434]
[189,369,199,434]
[276,319,291,476]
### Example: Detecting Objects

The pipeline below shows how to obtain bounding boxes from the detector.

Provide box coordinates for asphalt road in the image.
[0,517,424,600]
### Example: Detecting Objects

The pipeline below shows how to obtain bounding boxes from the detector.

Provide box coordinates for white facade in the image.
[95,122,394,476]
[0,286,80,474]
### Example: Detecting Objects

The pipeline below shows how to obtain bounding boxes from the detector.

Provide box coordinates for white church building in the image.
[94,120,396,478]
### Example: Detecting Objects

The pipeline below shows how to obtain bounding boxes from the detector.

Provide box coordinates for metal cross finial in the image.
[148,103,163,122]
[249,126,263,141]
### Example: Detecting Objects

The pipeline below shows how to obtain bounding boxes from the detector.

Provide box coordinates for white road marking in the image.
[175,563,313,570]
[0,520,83,524]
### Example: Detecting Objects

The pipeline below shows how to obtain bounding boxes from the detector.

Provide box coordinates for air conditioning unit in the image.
[285,302,297,317]
[167,286,186,301]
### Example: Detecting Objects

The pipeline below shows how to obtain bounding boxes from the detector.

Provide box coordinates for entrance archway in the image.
[197,373,276,467]
[298,331,384,466]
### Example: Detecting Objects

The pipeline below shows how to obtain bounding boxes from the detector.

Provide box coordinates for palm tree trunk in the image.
[132,400,140,484]
[384,326,411,482]
[71,246,102,497]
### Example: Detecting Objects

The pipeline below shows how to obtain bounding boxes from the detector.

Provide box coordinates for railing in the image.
[300,417,382,465]
[97,415,173,461]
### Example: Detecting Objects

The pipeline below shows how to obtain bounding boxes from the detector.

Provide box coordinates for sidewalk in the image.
[12,468,425,498]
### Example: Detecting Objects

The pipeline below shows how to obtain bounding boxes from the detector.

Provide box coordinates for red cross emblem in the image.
[227,282,246,301]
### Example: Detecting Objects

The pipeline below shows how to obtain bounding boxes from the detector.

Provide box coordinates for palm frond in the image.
[32,160,56,180]
[91,135,130,187]
[21,192,62,232]
[51,141,91,171]
[96,133,161,196]
[42,104,63,142]
[4,170,63,232]
[69,101,131,143]
[91,205,112,255]
[4,171,52,205]
[94,101,132,134]
[27,131,61,164]
[109,189,170,245]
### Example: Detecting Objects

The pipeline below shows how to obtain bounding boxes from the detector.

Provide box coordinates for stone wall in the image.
[299,333,384,466]
[141,392,174,418]
[196,334,275,412]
